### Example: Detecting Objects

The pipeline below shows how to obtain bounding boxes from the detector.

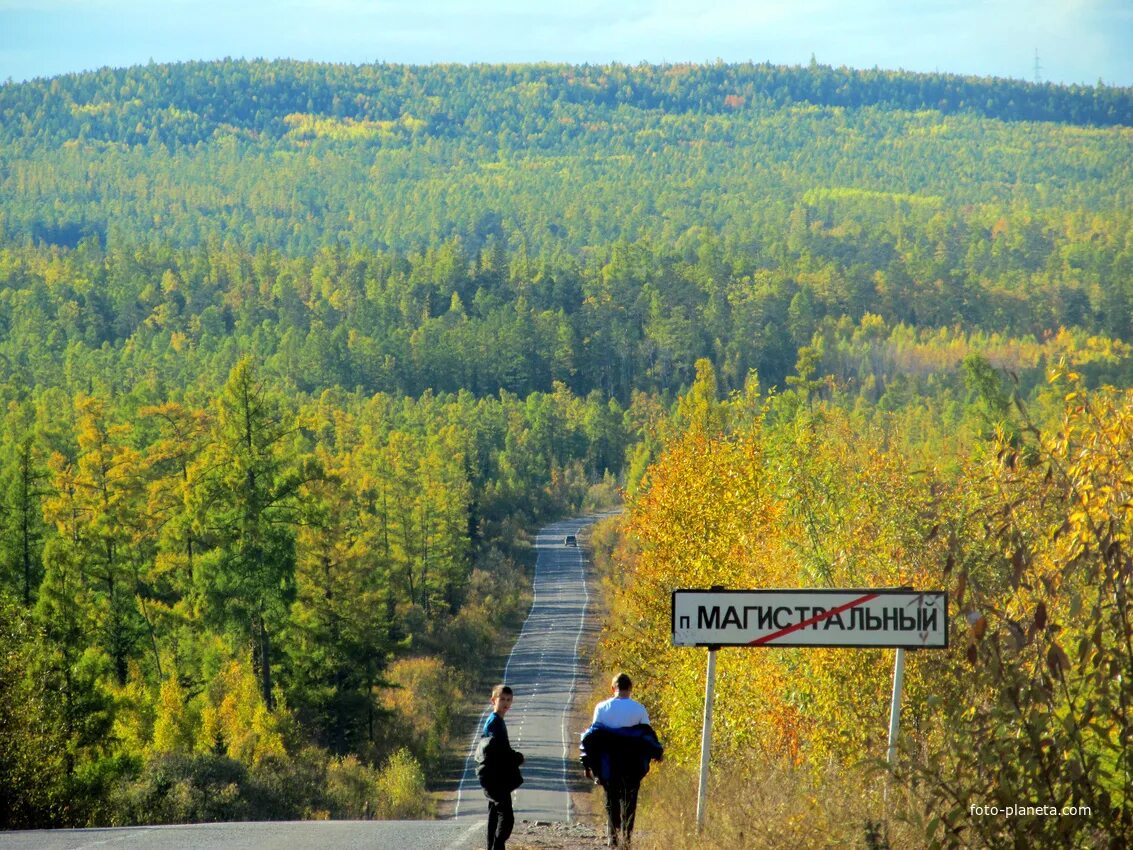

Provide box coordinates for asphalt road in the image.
[1,516,602,849]
[0,821,486,850]
[453,516,598,825]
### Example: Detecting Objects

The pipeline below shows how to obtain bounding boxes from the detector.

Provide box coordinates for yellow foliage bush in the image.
[374,748,432,819]
[197,659,286,766]
[381,655,463,767]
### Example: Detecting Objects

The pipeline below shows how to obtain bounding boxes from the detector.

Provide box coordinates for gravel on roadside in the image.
[505,818,608,849]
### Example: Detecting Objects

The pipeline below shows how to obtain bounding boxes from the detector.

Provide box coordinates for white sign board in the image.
[672,588,948,649]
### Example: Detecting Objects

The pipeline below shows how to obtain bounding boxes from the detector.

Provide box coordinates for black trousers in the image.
[486,793,514,850]
[603,776,641,846]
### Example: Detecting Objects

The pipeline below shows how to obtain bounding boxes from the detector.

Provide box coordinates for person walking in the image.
[580,673,663,848]
[475,684,524,850]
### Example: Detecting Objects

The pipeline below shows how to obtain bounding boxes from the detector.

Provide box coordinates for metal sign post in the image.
[883,645,908,813]
[695,645,718,834]
[673,587,947,831]
[886,647,906,767]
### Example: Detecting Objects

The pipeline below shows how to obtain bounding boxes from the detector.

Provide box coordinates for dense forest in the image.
[2,60,1132,257]
[1,59,1131,844]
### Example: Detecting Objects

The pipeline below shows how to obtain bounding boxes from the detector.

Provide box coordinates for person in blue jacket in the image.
[475,684,524,850]
[580,673,663,848]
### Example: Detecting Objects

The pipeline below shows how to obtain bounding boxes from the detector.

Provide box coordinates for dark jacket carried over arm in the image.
[475,713,524,799]
[579,723,663,786]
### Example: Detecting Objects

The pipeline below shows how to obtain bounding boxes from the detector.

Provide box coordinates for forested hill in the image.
[1,60,1131,257]
[4,59,1132,149]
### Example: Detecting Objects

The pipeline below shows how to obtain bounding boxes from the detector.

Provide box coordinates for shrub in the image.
[114,753,250,824]
[381,656,463,769]
[436,600,497,674]
[583,470,623,511]
[374,748,432,820]
[326,754,380,819]
[246,747,328,820]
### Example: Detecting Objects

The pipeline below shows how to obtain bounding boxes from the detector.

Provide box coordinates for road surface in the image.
[0,821,486,850]
[453,515,598,824]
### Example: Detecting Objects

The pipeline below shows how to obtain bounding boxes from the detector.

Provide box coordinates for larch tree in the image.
[139,401,211,609]
[192,357,309,710]
[41,395,148,687]
[0,427,48,606]
[288,442,396,752]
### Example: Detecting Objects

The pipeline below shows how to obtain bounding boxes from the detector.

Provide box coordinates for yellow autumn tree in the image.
[601,392,960,771]
[198,659,286,766]
[381,656,463,769]
[151,674,194,755]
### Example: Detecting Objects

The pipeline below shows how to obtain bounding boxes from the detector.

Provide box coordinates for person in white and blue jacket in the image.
[580,673,663,848]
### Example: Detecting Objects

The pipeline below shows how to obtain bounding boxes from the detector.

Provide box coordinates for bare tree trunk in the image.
[254,613,275,710]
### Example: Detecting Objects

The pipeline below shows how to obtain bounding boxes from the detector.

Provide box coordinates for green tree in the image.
[287,446,395,753]
[0,596,62,827]
[193,358,308,710]
[41,395,148,686]
[674,358,726,436]
[0,426,48,606]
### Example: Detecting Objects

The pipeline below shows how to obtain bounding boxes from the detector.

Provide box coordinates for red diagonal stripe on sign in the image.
[748,592,882,646]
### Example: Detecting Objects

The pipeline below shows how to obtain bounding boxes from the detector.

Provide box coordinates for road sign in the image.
[672,588,948,649]
[676,586,948,833]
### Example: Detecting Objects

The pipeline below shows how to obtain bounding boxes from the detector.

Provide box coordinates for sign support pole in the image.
[886,646,906,768]
[884,646,907,817]
[695,644,719,834]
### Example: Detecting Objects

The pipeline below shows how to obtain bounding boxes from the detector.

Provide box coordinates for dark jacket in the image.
[579,722,663,786]
[475,713,524,798]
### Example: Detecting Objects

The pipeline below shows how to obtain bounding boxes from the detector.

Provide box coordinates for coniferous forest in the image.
[1,59,1132,846]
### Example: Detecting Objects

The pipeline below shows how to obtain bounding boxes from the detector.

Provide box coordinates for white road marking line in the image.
[560,533,590,823]
[443,819,488,850]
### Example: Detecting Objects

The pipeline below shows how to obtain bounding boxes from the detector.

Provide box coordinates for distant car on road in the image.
[564,534,577,546]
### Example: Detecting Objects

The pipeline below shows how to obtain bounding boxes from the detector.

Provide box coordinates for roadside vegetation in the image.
[593,360,1131,848]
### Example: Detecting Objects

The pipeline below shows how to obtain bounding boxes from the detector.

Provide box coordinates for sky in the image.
[1,0,1131,87]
